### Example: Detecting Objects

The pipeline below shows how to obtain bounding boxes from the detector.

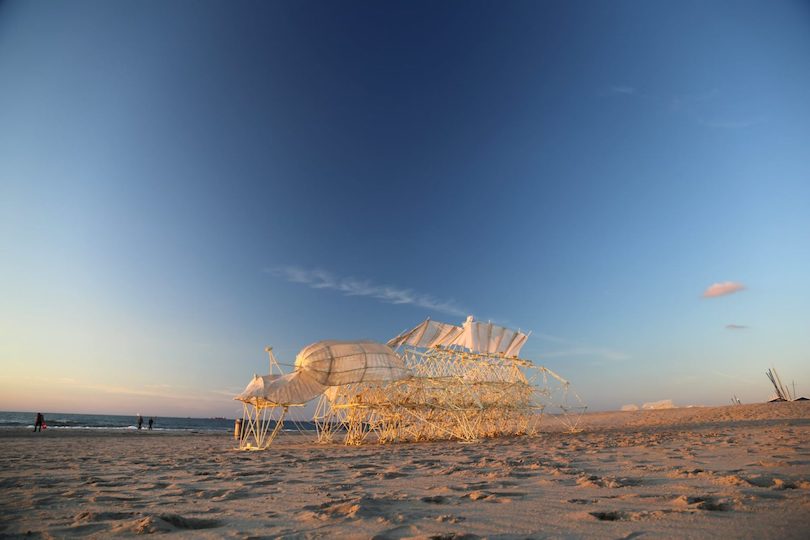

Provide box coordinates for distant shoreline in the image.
[2,401,807,439]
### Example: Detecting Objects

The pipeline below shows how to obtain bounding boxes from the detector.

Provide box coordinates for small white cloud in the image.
[703,281,745,298]
[725,324,748,330]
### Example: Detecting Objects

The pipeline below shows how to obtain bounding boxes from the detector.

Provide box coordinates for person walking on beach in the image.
[33,412,44,432]
[137,415,143,430]
[148,417,153,430]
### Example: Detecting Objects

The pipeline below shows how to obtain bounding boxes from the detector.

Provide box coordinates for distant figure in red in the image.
[33,412,44,432]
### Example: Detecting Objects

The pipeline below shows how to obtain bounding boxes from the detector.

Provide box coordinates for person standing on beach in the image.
[148,417,153,430]
[137,415,143,430]
[33,412,44,432]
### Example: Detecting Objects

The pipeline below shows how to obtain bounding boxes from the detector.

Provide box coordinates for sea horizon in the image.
[0,411,316,432]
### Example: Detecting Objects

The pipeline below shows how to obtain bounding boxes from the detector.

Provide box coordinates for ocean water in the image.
[0,411,316,432]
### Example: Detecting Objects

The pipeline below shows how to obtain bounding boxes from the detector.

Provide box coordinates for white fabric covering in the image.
[236,373,282,403]
[235,371,325,406]
[295,340,411,386]
[236,341,409,406]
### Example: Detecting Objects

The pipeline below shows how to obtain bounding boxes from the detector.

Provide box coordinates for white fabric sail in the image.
[295,340,411,386]
[387,319,465,350]
[460,316,529,357]
[387,316,529,357]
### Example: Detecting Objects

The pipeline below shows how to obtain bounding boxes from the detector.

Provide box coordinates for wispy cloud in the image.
[534,332,571,345]
[725,324,748,330]
[670,88,720,106]
[269,266,467,317]
[210,388,244,398]
[78,382,237,404]
[697,116,768,129]
[703,281,746,298]
[84,383,168,397]
[608,85,637,95]
[531,333,629,361]
[604,85,767,130]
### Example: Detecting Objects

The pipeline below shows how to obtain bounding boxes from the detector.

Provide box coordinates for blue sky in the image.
[1,0,809,416]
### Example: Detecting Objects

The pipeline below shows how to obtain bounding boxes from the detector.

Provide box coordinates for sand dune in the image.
[1,401,809,538]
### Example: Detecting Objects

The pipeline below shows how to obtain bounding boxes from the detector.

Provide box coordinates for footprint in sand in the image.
[210,488,251,501]
[576,474,640,488]
[447,481,490,492]
[300,495,407,522]
[377,470,408,479]
[462,490,525,503]
[73,510,136,524]
[370,524,419,539]
[421,495,449,504]
[672,495,733,512]
[588,509,671,521]
[110,514,221,534]
[89,494,141,503]
[247,478,281,487]
[435,514,466,523]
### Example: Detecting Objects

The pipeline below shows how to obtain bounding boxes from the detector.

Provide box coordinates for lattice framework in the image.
[313,346,585,445]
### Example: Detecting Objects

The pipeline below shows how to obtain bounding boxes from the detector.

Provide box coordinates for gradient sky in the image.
[1,0,809,417]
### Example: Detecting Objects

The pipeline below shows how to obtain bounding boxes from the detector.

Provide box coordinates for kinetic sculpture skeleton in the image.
[235,316,585,450]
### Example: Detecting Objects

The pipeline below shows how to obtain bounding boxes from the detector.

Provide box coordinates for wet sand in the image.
[1,401,809,538]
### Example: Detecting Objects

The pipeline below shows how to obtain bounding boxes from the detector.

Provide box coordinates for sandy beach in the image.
[1,402,809,539]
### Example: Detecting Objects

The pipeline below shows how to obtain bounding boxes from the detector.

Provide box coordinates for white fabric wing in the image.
[235,374,282,403]
[235,371,325,406]
[503,332,529,357]
[387,319,464,349]
[460,318,529,357]
[388,317,529,357]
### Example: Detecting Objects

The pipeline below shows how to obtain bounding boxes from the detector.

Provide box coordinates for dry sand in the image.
[1,401,809,539]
